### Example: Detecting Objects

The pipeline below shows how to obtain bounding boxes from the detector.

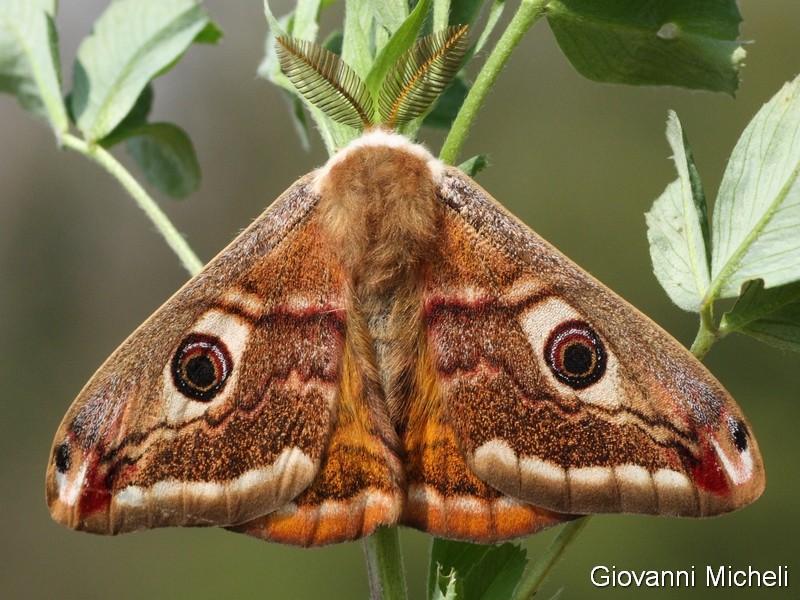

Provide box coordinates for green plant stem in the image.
[439,0,548,164]
[364,526,408,600]
[690,299,721,359]
[690,324,717,360]
[61,133,203,276]
[512,517,591,600]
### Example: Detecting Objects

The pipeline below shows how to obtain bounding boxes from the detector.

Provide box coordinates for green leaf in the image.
[473,0,506,57]
[342,0,377,80]
[322,29,344,54]
[364,0,432,101]
[124,122,200,198]
[433,0,451,32]
[721,279,800,351]
[99,84,154,147]
[449,0,489,29]
[260,3,313,150]
[258,3,290,88]
[432,567,459,600]
[546,0,744,93]
[462,543,527,600]
[457,153,488,177]
[0,0,67,132]
[194,21,223,45]
[440,0,507,65]
[646,111,711,311]
[370,0,408,33]
[282,89,312,152]
[97,83,199,197]
[709,74,800,300]
[71,0,218,142]
[429,539,527,600]
[429,539,488,599]
[292,0,322,40]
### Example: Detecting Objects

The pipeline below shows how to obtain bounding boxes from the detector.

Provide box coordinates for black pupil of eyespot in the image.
[732,420,749,452]
[55,442,71,473]
[562,342,593,376]
[545,320,606,390]
[185,355,217,389]
[171,334,231,401]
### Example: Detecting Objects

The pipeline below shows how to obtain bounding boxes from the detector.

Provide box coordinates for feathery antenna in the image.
[379,25,469,128]
[275,25,468,131]
[275,37,374,129]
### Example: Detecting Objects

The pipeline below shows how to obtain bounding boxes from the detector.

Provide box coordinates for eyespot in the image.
[171,333,233,401]
[54,441,71,473]
[729,417,749,453]
[544,320,606,389]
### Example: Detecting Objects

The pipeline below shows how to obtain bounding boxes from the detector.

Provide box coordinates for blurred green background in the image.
[1,1,798,598]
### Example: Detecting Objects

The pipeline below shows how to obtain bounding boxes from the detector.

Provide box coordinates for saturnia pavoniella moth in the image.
[47,26,764,547]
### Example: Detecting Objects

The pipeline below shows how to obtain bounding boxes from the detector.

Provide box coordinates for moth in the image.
[47,26,764,547]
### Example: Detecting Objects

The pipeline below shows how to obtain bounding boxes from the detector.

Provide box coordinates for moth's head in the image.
[274,25,468,133]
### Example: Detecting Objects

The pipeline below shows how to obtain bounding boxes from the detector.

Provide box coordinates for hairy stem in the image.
[61,134,203,276]
[364,526,408,600]
[439,0,549,164]
[690,299,721,359]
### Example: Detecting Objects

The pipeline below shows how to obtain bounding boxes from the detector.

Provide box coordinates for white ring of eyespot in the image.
[162,309,251,424]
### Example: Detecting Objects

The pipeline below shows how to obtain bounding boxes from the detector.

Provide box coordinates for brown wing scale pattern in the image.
[48,179,356,534]
[399,342,569,541]
[426,169,764,517]
[47,131,764,547]
[235,308,405,545]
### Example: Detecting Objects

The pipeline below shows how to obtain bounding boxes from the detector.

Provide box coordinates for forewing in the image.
[46,175,348,533]
[426,168,765,517]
